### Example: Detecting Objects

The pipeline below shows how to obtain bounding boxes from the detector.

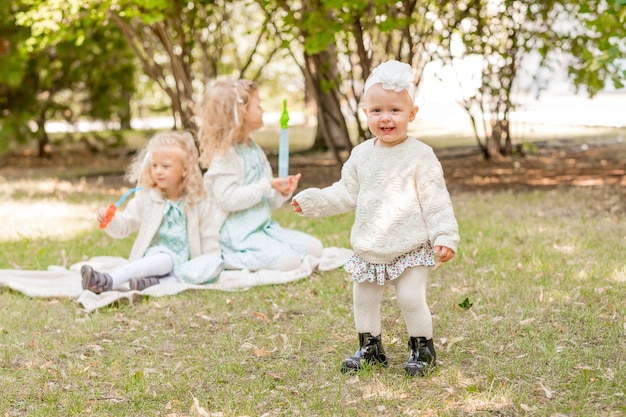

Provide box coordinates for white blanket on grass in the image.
[0,247,352,312]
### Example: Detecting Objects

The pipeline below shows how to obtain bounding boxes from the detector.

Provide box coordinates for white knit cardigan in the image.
[104,188,224,261]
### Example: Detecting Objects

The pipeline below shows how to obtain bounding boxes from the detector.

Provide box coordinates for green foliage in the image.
[568,0,626,94]
[1,0,136,154]
[4,0,625,159]
[429,0,626,159]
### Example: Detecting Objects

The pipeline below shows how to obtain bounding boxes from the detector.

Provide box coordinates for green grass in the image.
[1,184,625,416]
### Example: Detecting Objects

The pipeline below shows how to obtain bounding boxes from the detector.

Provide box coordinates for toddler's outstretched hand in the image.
[434,246,455,263]
[291,199,302,214]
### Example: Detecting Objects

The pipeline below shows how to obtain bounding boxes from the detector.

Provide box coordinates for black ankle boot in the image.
[341,332,388,373]
[405,336,436,377]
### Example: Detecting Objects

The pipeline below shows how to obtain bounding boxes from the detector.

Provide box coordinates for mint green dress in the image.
[146,199,223,284]
[218,142,313,271]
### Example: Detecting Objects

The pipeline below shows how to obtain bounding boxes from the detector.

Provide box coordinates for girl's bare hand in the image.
[291,199,302,213]
[272,173,302,196]
[96,207,109,224]
[434,246,455,263]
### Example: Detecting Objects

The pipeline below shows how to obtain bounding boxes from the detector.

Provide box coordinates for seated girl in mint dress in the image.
[198,79,323,271]
[81,131,225,293]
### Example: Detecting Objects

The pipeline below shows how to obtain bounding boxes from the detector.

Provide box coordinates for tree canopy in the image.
[1,1,136,156]
[4,0,625,159]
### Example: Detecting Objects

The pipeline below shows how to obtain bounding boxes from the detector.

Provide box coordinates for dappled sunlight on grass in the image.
[0,177,125,199]
[0,177,82,195]
[0,199,101,242]
[609,266,626,283]
[0,177,130,242]
[355,378,411,401]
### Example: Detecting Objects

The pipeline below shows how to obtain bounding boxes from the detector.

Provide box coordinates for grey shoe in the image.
[81,265,113,294]
[129,277,160,291]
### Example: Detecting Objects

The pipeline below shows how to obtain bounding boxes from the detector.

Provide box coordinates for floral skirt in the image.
[344,242,435,285]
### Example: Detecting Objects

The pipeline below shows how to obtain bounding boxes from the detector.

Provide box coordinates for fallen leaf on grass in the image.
[333,334,350,342]
[194,311,212,321]
[552,322,568,333]
[253,349,274,357]
[251,311,270,323]
[190,396,210,417]
[538,381,554,399]
[444,336,465,352]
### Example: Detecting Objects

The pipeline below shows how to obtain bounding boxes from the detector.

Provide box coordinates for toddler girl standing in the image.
[198,79,323,272]
[81,131,225,293]
[292,60,459,376]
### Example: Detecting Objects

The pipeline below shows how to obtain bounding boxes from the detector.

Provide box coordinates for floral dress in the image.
[146,198,223,284]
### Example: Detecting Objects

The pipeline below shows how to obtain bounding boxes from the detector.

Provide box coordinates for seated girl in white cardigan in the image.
[81,131,225,293]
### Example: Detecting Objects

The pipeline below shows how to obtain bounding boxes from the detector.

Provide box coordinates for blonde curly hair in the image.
[126,131,205,203]
[197,79,257,167]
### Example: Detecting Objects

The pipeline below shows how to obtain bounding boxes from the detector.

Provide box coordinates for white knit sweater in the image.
[293,137,459,264]
[104,188,224,261]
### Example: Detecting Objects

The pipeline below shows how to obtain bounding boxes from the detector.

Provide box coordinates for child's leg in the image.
[341,281,387,373]
[110,252,173,287]
[129,274,180,291]
[353,281,385,335]
[391,266,436,376]
[391,266,432,338]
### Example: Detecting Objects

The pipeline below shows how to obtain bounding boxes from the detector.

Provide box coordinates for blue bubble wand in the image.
[278,99,290,178]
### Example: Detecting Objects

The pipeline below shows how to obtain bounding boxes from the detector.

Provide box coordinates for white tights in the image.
[352,266,432,338]
[110,252,180,287]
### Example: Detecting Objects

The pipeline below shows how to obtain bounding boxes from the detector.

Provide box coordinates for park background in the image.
[1,1,625,416]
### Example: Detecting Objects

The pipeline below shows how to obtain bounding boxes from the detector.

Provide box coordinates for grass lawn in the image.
[0,179,624,416]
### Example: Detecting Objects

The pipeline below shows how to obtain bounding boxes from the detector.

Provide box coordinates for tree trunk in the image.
[120,90,132,130]
[303,52,352,163]
[37,114,51,158]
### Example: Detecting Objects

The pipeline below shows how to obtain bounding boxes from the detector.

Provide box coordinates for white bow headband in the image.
[363,60,416,102]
